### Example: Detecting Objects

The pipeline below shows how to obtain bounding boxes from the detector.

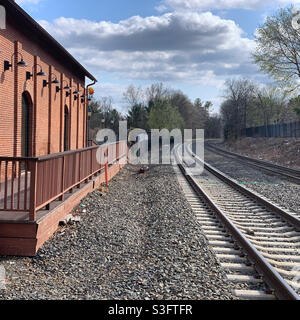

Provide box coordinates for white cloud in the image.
[163,0,300,11]
[14,0,300,113]
[155,4,168,13]
[93,82,129,112]
[39,11,257,86]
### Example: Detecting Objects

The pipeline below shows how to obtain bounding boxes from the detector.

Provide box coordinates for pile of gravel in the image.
[0,164,236,300]
[204,149,300,216]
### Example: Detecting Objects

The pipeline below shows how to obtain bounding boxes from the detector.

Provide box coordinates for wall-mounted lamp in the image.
[26,64,47,80]
[70,84,80,101]
[56,80,71,93]
[60,80,71,96]
[43,72,60,87]
[73,90,80,101]
[4,52,27,71]
[80,94,86,104]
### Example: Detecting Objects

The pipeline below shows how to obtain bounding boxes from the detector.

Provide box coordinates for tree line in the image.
[124,83,212,133]
[221,78,298,139]
[222,6,300,140]
[88,83,222,140]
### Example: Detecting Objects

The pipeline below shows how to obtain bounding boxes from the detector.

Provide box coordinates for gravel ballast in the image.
[204,148,300,217]
[0,164,236,300]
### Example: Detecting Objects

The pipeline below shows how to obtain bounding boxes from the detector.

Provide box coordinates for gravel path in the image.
[204,148,300,217]
[0,164,236,300]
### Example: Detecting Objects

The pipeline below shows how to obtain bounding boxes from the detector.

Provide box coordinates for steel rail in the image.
[174,144,300,300]
[188,143,300,230]
[205,143,300,184]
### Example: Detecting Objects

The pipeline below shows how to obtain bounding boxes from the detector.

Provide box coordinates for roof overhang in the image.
[1,0,97,82]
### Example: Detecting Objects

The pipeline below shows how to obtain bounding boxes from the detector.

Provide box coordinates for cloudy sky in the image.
[16,0,300,113]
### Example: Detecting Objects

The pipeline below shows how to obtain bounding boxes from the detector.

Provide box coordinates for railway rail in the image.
[174,142,300,300]
[205,142,300,184]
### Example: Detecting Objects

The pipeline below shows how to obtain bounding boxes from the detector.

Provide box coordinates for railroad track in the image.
[205,142,300,184]
[173,143,300,300]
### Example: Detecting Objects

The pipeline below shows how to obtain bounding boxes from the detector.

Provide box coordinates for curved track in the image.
[174,143,300,300]
[205,143,300,184]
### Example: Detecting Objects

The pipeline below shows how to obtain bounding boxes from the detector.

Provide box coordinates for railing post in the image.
[90,148,93,180]
[116,142,119,161]
[77,151,81,188]
[105,162,109,186]
[106,145,110,185]
[60,155,65,201]
[29,160,38,222]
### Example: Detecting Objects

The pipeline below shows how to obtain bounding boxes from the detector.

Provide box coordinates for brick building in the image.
[0,1,128,256]
[0,0,97,158]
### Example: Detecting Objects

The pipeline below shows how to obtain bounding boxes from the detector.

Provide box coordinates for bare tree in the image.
[220,99,237,139]
[146,83,170,104]
[206,114,222,139]
[255,86,288,131]
[123,85,144,108]
[98,96,113,113]
[223,78,256,135]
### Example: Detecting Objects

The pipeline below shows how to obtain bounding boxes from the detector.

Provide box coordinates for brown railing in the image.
[87,140,98,147]
[0,141,127,222]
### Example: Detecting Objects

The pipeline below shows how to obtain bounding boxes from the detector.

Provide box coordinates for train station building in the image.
[0,0,127,256]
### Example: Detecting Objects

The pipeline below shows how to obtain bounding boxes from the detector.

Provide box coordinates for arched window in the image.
[21,92,33,157]
[0,5,6,30]
[64,106,70,151]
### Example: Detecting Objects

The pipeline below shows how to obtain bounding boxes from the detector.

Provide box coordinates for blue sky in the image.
[16,0,299,113]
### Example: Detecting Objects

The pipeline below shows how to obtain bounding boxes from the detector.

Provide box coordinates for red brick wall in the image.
[0,16,87,158]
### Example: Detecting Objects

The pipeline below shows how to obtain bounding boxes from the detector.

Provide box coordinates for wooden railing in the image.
[0,141,127,222]
[87,140,98,147]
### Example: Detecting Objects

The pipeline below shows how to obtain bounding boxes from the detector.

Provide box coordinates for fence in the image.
[241,121,300,138]
[0,141,127,222]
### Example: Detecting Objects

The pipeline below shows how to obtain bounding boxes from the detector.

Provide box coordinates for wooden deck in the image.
[0,172,30,222]
[0,142,127,256]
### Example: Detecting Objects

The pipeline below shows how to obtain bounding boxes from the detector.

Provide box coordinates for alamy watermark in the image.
[0,5,6,30]
[292,5,300,30]
[292,265,300,287]
[0,265,6,290]
[95,121,204,176]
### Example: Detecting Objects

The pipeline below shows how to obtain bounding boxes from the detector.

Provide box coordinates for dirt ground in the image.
[219,137,300,170]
